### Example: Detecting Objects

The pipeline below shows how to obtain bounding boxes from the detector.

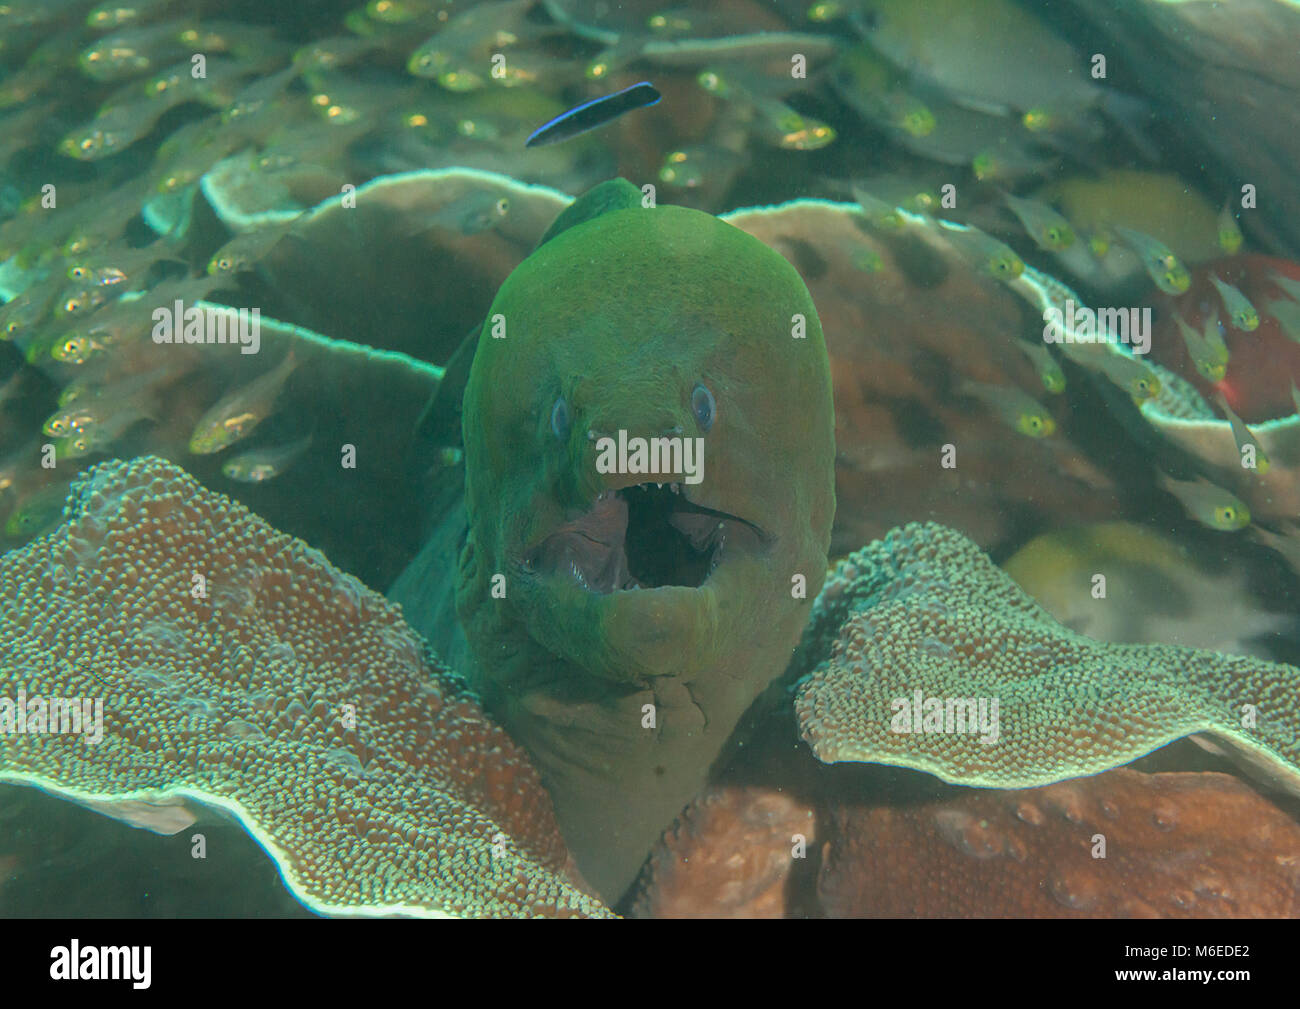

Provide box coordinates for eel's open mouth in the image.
[523,482,765,593]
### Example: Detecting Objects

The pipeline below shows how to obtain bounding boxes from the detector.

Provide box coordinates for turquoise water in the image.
[2,0,1300,917]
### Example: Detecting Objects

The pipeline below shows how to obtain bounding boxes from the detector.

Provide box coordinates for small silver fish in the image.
[1159,474,1250,531]
[1217,201,1243,254]
[851,186,907,232]
[221,433,312,482]
[208,217,303,275]
[1114,226,1190,295]
[1208,273,1259,332]
[410,192,510,237]
[1216,393,1270,474]
[959,378,1056,437]
[1016,340,1066,394]
[938,222,1024,281]
[1002,192,1075,252]
[189,352,296,454]
[1172,312,1227,383]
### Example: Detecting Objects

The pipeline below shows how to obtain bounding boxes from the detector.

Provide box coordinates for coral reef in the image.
[793,521,1300,795]
[0,455,609,918]
[2,0,1300,920]
[818,769,1300,917]
[630,786,817,919]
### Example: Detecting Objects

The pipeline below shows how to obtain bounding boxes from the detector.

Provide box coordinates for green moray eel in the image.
[393,181,835,900]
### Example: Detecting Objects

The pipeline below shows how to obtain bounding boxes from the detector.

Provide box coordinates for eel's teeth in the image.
[707,524,727,577]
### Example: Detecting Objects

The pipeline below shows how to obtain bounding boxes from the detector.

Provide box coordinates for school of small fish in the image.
[0,0,1298,590]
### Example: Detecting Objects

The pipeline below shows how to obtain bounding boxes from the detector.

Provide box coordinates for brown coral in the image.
[630,786,817,919]
[819,770,1300,917]
[631,767,1300,917]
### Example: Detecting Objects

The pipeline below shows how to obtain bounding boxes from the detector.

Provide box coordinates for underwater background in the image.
[2,0,1300,917]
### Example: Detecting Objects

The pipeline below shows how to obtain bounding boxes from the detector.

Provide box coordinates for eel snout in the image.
[522,480,766,594]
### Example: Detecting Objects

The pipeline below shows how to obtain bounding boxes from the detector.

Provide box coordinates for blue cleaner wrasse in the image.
[525,82,662,148]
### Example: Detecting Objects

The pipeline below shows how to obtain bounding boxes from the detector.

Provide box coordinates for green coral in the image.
[793,521,1300,796]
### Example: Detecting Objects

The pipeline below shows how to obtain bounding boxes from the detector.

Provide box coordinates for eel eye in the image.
[550,397,570,441]
[691,382,716,432]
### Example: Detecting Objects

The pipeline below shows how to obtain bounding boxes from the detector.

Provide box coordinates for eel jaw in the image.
[520,481,766,594]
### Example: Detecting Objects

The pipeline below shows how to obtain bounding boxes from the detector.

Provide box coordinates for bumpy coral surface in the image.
[630,786,817,919]
[820,770,1300,918]
[0,456,609,918]
[793,522,1300,795]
